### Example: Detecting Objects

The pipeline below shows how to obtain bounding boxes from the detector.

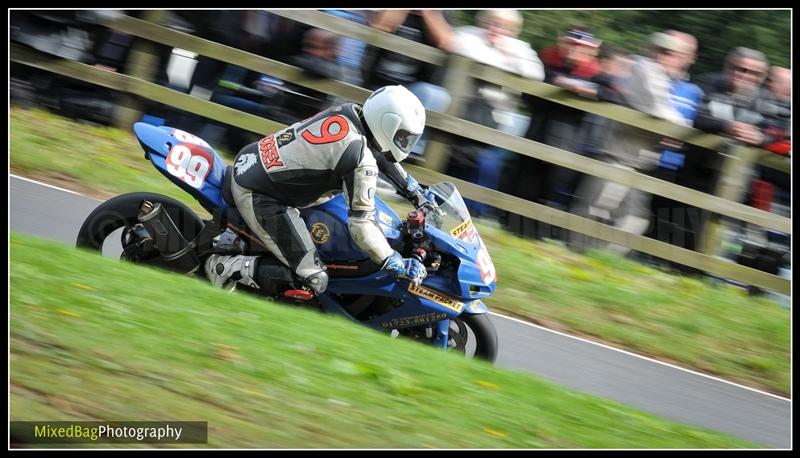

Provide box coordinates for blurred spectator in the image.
[363,10,454,156]
[766,66,791,101]
[261,12,312,62]
[451,10,544,78]
[664,30,704,123]
[685,49,791,287]
[694,47,771,146]
[649,31,703,161]
[11,11,109,63]
[10,10,172,126]
[761,66,791,152]
[446,9,544,218]
[284,28,348,118]
[322,10,370,86]
[288,28,345,79]
[729,63,791,287]
[563,44,632,106]
[642,31,709,266]
[527,26,603,148]
[365,9,454,87]
[184,11,250,100]
[550,45,633,227]
[504,26,603,238]
[572,44,633,146]
[179,11,261,148]
[210,26,348,145]
[692,48,775,267]
[570,32,693,254]
[181,12,318,150]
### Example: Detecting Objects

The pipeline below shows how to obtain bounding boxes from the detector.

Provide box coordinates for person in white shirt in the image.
[447,10,545,218]
[453,10,544,80]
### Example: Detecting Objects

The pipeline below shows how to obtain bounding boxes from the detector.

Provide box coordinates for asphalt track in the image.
[9,175,791,448]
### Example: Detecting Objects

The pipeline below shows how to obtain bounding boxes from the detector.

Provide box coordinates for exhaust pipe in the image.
[137,201,200,274]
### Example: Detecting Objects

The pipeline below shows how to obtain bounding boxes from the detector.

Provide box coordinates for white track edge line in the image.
[10,174,99,200]
[488,311,791,403]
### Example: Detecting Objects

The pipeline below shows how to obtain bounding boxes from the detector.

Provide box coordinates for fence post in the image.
[419,54,475,172]
[698,143,761,256]
[114,10,168,129]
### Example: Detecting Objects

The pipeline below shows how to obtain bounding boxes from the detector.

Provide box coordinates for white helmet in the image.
[362,85,426,162]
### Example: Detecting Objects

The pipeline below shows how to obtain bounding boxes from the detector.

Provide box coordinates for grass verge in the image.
[9,105,790,396]
[10,232,760,448]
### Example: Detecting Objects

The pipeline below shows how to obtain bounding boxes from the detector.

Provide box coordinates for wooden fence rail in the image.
[9,11,790,295]
[87,14,791,235]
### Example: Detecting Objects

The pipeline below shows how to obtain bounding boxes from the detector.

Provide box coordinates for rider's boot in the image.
[204,254,259,290]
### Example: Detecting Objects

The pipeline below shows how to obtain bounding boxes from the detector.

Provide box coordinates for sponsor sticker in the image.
[165,143,212,189]
[327,263,359,270]
[258,135,284,171]
[450,219,473,239]
[378,211,395,227]
[310,222,331,245]
[407,284,464,313]
[276,130,296,147]
[381,312,448,329]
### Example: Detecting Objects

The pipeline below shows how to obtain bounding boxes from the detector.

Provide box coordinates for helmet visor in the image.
[393,129,421,155]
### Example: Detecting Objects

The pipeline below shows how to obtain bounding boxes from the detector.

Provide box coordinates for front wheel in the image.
[448,313,498,363]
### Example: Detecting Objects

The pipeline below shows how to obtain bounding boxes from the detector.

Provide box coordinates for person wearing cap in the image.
[534,44,632,248]
[569,32,695,255]
[525,26,604,143]
[645,30,708,260]
[623,32,693,126]
[541,27,604,82]
[504,26,604,239]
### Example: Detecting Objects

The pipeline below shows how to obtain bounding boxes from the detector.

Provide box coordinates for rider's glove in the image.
[381,251,427,286]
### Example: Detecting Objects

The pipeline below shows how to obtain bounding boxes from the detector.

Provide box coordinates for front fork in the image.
[432,319,450,349]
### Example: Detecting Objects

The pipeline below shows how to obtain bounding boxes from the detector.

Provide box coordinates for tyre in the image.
[76,192,204,270]
[449,313,499,363]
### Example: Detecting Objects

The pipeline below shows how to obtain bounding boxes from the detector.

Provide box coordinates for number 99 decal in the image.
[166,144,211,189]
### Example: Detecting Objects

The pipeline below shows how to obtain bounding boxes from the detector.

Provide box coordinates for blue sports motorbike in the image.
[77,123,499,361]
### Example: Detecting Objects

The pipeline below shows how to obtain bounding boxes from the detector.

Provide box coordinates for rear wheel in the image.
[76,192,205,271]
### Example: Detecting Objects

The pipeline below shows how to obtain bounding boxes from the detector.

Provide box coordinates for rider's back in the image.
[233,102,374,208]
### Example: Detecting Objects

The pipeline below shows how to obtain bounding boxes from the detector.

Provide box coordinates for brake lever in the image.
[418,201,445,219]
